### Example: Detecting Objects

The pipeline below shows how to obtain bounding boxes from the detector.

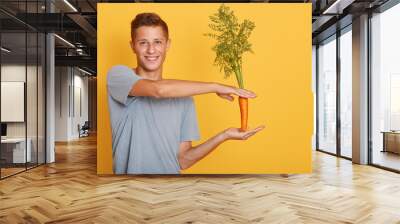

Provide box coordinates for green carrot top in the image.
[205,4,256,89]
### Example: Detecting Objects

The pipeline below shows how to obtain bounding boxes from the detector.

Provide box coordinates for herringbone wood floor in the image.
[1,135,400,224]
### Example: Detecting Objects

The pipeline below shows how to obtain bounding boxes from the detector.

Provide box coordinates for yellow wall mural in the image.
[97,3,313,174]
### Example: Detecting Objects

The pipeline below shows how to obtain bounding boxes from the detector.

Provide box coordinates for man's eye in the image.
[139,42,147,45]
[155,41,162,44]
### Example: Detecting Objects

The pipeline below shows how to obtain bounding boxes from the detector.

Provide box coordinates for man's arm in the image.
[178,126,265,170]
[130,79,256,100]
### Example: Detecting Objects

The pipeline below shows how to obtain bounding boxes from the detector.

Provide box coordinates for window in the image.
[0,1,47,179]
[370,2,400,171]
[339,27,352,158]
[317,35,337,154]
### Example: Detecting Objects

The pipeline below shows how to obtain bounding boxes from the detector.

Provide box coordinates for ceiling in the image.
[0,0,393,75]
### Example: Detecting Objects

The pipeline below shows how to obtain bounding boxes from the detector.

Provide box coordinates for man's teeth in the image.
[145,56,158,61]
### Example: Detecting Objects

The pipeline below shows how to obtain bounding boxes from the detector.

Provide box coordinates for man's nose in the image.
[146,43,156,54]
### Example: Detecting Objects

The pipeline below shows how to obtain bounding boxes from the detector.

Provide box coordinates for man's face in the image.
[130,26,170,73]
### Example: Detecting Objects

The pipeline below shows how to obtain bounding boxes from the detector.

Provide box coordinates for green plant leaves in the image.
[204,4,255,88]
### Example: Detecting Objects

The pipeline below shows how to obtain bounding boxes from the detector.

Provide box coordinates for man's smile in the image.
[144,56,160,62]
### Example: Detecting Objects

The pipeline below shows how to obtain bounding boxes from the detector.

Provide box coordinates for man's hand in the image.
[215,84,257,101]
[223,125,265,140]
[178,125,265,170]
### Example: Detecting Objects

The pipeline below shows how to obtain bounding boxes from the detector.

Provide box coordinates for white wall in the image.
[54,67,89,141]
[71,72,89,138]
[55,66,69,141]
[1,65,26,138]
[1,65,38,138]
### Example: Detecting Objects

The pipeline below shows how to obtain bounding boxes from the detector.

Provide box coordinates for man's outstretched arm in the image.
[178,126,265,170]
[130,79,256,100]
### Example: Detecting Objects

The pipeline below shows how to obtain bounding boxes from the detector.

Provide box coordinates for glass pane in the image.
[27,31,38,169]
[0,1,28,33]
[26,0,39,170]
[318,36,337,154]
[340,29,352,158]
[312,45,317,151]
[1,30,27,177]
[38,32,45,165]
[0,1,46,178]
[371,3,400,171]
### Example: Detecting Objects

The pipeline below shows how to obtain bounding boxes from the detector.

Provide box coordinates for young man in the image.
[107,13,264,174]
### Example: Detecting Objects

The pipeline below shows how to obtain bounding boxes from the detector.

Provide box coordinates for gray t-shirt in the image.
[107,65,200,174]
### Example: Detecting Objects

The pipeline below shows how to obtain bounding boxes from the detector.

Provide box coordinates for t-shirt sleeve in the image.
[107,65,142,105]
[180,97,200,142]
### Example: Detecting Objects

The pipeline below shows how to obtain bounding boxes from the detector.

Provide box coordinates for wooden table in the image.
[381,131,400,154]
[1,138,32,165]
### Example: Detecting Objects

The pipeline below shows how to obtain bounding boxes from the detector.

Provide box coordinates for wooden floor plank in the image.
[0,135,400,223]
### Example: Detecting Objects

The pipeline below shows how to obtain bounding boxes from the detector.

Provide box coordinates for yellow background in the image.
[97,3,313,174]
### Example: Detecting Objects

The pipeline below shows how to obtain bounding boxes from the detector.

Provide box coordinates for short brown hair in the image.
[131,13,169,40]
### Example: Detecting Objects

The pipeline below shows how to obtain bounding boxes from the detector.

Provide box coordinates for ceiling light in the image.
[322,0,354,15]
[77,67,93,76]
[63,0,78,12]
[1,47,11,53]
[54,34,75,48]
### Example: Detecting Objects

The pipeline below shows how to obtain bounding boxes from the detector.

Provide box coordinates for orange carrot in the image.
[239,97,248,132]
[206,5,255,131]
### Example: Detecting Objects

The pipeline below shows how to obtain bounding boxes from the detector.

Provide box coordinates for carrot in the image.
[206,4,255,131]
[239,97,248,132]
